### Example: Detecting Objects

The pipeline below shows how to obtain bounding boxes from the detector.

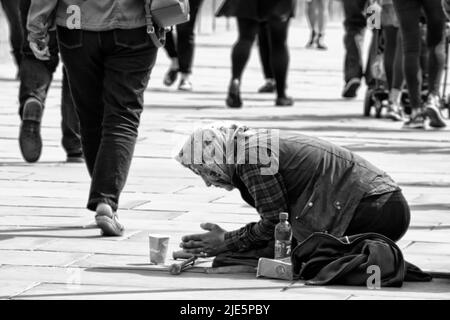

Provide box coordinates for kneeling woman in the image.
[176,124,410,261]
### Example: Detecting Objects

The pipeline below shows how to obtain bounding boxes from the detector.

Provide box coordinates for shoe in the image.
[342,78,361,98]
[19,98,43,163]
[95,203,124,237]
[424,95,447,128]
[386,103,404,122]
[163,68,178,87]
[66,152,84,163]
[178,78,193,91]
[316,33,327,50]
[276,96,294,107]
[226,79,242,108]
[306,30,316,48]
[402,113,426,129]
[258,80,276,93]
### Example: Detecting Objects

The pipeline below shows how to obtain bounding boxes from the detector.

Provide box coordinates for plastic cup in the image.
[149,235,169,265]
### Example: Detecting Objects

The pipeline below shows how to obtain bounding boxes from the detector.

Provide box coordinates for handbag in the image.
[144,0,191,48]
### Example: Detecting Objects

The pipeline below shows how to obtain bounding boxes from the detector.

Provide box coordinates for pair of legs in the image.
[341,0,371,98]
[393,0,447,129]
[212,190,410,267]
[227,17,292,108]
[163,0,204,91]
[58,26,157,236]
[0,0,23,69]
[306,0,329,49]
[18,0,81,163]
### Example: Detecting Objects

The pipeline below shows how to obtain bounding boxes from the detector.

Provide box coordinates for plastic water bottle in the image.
[274,212,292,259]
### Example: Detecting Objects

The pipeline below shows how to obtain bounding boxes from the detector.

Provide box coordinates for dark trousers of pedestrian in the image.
[57,26,157,212]
[1,0,23,68]
[232,18,291,98]
[342,0,375,86]
[393,0,446,110]
[164,0,204,74]
[18,0,81,155]
[258,21,274,80]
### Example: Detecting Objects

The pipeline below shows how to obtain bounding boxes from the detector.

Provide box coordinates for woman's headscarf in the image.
[175,123,279,187]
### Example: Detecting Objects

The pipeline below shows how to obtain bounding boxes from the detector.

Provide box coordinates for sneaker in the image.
[402,114,426,129]
[342,78,361,98]
[163,68,178,87]
[19,98,43,163]
[386,103,404,122]
[258,80,276,93]
[178,78,193,91]
[226,79,242,108]
[276,96,294,107]
[95,203,124,237]
[66,152,84,163]
[424,95,447,128]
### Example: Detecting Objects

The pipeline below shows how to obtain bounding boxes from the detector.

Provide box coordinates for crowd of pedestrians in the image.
[0,0,449,237]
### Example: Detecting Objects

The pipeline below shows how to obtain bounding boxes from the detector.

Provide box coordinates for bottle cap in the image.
[279,212,288,220]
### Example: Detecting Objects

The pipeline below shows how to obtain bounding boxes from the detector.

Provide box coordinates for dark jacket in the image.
[292,232,432,287]
[235,132,399,243]
[216,0,296,21]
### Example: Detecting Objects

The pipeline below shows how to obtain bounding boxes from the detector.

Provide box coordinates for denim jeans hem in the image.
[87,198,118,212]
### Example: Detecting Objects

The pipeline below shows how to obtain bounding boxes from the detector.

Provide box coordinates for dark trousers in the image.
[232,18,291,98]
[164,0,204,74]
[57,26,158,212]
[18,0,81,155]
[393,0,446,109]
[1,0,23,67]
[342,0,375,85]
[345,191,411,242]
[383,26,404,91]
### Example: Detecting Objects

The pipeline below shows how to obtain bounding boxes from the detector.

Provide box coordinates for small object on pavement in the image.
[149,235,170,265]
[256,257,293,281]
[169,256,198,275]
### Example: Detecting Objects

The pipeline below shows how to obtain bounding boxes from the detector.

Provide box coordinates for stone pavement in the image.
[0,22,449,300]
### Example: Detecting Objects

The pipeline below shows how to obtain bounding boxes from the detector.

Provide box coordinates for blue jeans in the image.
[57,26,158,212]
[18,0,81,155]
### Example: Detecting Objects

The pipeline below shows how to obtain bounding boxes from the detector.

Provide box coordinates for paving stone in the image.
[0,250,90,267]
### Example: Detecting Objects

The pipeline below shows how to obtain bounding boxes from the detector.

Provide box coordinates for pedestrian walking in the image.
[18,0,82,163]
[27,0,160,236]
[163,0,204,91]
[217,0,296,108]
[393,0,448,129]
[306,0,329,50]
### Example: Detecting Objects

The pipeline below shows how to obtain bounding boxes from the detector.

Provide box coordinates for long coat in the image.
[216,0,296,21]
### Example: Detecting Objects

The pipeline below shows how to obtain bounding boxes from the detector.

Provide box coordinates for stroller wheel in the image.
[364,89,374,117]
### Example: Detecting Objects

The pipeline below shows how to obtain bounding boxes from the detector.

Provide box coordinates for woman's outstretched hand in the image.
[180,223,228,257]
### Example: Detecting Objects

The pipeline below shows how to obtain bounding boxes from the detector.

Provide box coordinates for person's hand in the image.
[29,40,50,61]
[180,223,227,257]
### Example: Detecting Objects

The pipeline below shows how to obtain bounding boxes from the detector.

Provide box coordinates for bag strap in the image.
[144,0,166,48]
